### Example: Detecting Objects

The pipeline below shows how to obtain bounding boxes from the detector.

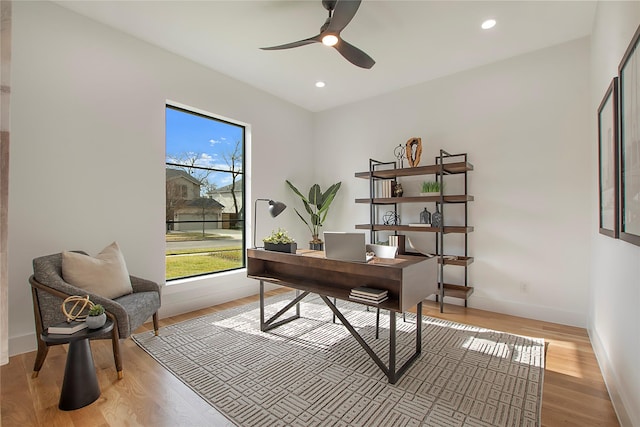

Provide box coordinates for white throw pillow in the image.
[62,241,133,299]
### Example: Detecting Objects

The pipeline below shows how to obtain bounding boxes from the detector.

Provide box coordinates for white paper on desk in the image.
[407,237,436,258]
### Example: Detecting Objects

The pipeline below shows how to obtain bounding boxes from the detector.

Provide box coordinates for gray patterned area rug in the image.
[133,292,545,427]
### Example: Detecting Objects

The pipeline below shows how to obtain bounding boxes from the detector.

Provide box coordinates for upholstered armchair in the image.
[29,250,161,380]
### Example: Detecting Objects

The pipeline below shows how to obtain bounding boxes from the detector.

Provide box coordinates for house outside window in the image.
[165,104,246,280]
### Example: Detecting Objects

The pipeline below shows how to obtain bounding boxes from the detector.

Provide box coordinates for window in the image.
[165,104,246,280]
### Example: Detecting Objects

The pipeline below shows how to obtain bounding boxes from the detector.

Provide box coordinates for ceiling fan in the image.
[261,0,375,69]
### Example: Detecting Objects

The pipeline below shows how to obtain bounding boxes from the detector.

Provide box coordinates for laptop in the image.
[324,232,374,263]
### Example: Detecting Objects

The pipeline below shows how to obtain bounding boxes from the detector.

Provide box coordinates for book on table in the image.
[349,294,389,304]
[349,286,389,304]
[350,286,388,298]
[47,320,88,334]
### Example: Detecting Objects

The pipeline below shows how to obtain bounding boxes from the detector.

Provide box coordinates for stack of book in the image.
[379,180,396,198]
[349,286,388,304]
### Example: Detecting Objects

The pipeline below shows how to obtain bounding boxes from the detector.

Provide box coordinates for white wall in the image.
[314,38,591,328]
[8,1,313,355]
[8,3,639,424]
[589,3,640,426]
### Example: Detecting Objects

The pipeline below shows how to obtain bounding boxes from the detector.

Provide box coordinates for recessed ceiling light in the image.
[481,19,496,30]
[315,81,326,88]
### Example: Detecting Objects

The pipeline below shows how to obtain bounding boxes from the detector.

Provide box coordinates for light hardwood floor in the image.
[1,288,620,426]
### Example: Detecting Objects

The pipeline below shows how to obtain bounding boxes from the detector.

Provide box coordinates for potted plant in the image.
[421,180,443,196]
[86,303,107,329]
[263,228,297,253]
[285,180,342,250]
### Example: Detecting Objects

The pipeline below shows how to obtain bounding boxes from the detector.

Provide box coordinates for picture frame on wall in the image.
[619,24,640,246]
[597,77,619,238]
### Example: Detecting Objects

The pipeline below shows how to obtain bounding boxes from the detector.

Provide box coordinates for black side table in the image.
[40,319,114,411]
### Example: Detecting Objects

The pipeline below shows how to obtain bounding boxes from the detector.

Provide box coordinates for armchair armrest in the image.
[130,275,161,297]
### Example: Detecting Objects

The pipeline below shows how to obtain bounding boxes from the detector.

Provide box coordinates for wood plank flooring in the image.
[1,288,620,426]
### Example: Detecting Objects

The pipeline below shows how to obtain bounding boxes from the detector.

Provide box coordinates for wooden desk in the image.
[247,249,437,383]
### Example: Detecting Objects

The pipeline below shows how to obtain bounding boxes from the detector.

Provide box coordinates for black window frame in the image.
[165,104,247,281]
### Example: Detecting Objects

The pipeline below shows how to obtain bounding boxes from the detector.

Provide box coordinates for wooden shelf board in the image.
[402,253,474,266]
[355,195,474,204]
[355,161,473,179]
[355,224,474,234]
[441,283,474,299]
[438,256,474,266]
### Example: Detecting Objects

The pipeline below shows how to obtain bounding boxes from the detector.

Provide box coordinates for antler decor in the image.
[405,137,423,167]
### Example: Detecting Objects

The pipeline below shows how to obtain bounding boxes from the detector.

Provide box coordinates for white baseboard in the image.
[9,332,37,357]
[159,270,278,318]
[588,327,635,427]
[468,295,586,328]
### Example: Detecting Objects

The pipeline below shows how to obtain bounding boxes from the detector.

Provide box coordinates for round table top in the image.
[41,319,114,344]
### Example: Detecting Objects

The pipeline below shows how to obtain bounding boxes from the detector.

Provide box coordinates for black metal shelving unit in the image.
[355,150,474,312]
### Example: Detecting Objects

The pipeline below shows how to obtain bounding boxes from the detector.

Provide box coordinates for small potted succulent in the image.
[86,303,107,329]
[263,228,297,254]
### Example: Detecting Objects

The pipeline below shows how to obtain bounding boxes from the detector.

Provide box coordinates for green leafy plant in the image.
[421,180,443,193]
[263,228,295,244]
[285,180,342,243]
[88,304,105,316]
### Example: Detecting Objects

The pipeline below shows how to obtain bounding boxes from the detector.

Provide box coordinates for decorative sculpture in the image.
[393,144,406,168]
[383,211,400,226]
[405,137,423,167]
[394,182,404,197]
[61,295,94,321]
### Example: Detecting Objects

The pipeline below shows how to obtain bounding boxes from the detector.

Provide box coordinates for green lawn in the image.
[165,249,243,280]
[166,246,239,256]
[166,232,231,242]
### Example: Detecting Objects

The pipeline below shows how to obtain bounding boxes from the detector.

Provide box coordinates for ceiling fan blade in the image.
[261,35,321,50]
[326,0,362,33]
[333,38,375,69]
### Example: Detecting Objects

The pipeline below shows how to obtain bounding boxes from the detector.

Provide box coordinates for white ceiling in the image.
[53,0,597,112]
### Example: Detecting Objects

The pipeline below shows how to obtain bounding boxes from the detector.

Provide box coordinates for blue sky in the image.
[166,106,244,188]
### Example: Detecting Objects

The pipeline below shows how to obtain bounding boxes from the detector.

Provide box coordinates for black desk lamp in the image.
[253,198,287,248]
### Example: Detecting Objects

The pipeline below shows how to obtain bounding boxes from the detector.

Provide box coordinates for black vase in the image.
[432,207,443,228]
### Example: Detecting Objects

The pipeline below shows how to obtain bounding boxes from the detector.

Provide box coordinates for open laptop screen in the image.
[324,232,372,263]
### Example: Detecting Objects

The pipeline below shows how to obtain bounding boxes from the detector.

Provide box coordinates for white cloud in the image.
[196,153,214,167]
[209,137,227,145]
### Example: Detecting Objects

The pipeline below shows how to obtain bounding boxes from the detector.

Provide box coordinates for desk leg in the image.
[59,339,100,411]
[259,281,265,328]
[260,281,308,332]
[320,296,423,385]
[332,298,338,324]
[388,311,396,383]
[416,302,422,354]
[388,303,423,384]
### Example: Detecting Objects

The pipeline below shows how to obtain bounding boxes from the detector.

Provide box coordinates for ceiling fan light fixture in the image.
[481,19,496,30]
[260,0,375,69]
[322,34,339,46]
